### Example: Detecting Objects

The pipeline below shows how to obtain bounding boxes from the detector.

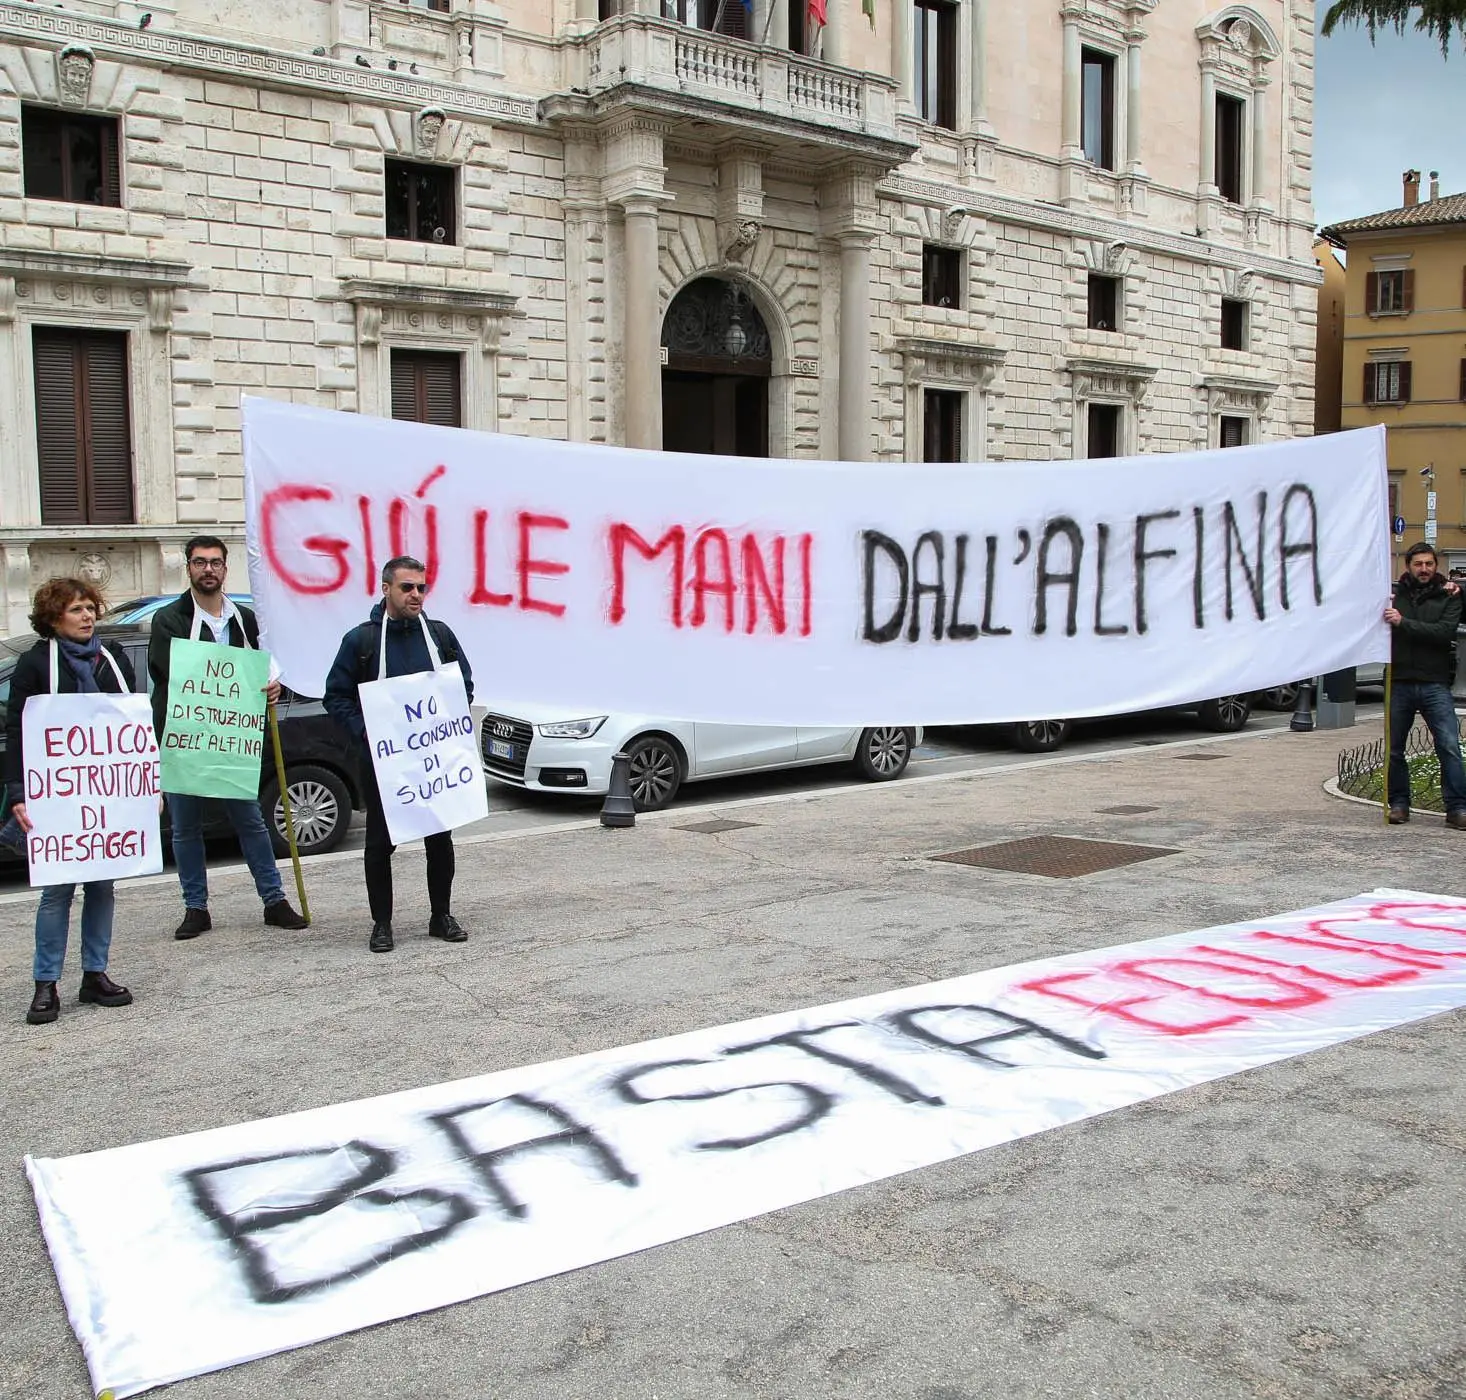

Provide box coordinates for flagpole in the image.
[267,700,311,924]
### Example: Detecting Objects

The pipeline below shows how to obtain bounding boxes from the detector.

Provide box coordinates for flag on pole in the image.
[808,0,827,25]
[863,0,876,29]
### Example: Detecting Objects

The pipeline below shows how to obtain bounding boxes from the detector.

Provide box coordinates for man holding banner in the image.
[324,556,482,953]
[148,536,308,939]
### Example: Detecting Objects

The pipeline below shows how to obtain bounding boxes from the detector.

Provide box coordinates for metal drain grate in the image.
[932,834,1179,878]
[1174,752,1229,761]
[677,818,761,834]
[1096,804,1159,815]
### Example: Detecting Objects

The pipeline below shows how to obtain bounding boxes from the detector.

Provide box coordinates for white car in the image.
[480,705,921,811]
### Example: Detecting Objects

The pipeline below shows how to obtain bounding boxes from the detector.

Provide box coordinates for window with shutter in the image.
[1401,269,1415,314]
[1215,94,1245,203]
[1081,48,1117,170]
[1460,358,1466,402]
[384,160,456,245]
[390,349,462,427]
[1365,271,1379,316]
[1398,361,1412,403]
[913,0,958,130]
[1219,416,1248,448]
[922,389,963,462]
[33,327,134,525]
[22,107,122,207]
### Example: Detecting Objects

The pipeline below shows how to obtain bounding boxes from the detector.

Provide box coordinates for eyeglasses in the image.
[189,559,226,572]
[396,582,428,594]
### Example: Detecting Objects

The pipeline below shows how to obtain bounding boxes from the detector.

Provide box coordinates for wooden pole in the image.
[1382,664,1392,824]
[267,700,311,923]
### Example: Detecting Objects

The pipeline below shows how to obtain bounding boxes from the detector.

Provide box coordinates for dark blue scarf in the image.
[56,634,103,693]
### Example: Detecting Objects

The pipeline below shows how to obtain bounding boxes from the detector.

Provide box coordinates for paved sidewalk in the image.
[2,720,1462,1400]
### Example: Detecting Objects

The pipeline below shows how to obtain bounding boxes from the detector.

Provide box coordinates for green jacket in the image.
[1390,571,1462,685]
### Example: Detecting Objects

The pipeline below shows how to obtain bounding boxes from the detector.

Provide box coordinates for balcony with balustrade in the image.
[544,12,910,172]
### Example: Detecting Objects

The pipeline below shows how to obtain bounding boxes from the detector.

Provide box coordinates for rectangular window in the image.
[1219,416,1249,448]
[1087,274,1119,332]
[400,0,451,11]
[1080,48,1116,170]
[1367,269,1413,315]
[913,0,958,130]
[1087,403,1121,459]
[1221,299,1248,351]
[33,327,134,525]
[385,160,456,245]
[788,0,806,52]
[923,389,964,463]
[598,0,622,16]
[1460,358,1466,402]
[22,106,121,207]
[390,349,463,427]
[661,0,747,37]
[1363,361,1411,405]
[921,245,962,309]
[1215,93,1245,204]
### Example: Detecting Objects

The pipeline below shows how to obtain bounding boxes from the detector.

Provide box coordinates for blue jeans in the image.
[34,881,115,982]
[167,792,285,910]
[1388,681,1466,814]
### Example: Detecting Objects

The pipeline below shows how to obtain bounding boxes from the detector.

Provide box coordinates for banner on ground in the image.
[241,398,1392,724]
[359,662,488,843]
[27,889,1466,1397]
[158,638,270,800]
[22,692,162,886]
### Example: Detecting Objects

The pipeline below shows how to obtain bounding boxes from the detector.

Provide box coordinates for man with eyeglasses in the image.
[148,535,309,939]
[324,555,474,953]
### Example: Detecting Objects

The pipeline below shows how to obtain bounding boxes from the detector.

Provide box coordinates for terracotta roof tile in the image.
[1321,192,1466,243]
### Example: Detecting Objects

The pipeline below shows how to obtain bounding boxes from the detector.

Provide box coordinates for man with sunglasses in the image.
[323,556,475,953]
[148,535,309,939]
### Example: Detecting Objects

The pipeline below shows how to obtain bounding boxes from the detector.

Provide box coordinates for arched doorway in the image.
[661,277,771,457]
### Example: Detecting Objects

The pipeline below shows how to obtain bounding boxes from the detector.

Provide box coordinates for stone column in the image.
[1250,77,1269,205]
[1199,67,1217,191]
[1060,12,1082,157]
[621,197,663,450]
[575,0,597,21]
[892,0,913,109]
[837,233,874,462]
[823,0,842,64]
[1125,32,1143,169]
[766,0,788,49]
[968,0,989,132]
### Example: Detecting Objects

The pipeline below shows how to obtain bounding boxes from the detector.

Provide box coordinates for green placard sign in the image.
[159,638,271,800]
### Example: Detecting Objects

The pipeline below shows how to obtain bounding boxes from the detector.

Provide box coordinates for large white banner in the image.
[359,663,489,844]
[28,889,1466,1398]
[241,399,1392,723]
[21,693,163,887]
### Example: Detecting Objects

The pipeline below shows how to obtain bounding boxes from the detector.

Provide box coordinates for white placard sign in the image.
[21,692,163,887]
[242,399,1393,726]
[27,890,1466,1398]
[358,663,488,844]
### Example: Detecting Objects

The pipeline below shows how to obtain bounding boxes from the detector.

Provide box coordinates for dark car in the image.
[0,626,363,861]
[1006,694,1253,753]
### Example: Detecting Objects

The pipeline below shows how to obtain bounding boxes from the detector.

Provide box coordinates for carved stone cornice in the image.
[896,336,1006,388]
[1066,355,1158,405]
[877,174,1322,287]
[339,278,520,317]
[0,247,192,287]
[0,2,537,127]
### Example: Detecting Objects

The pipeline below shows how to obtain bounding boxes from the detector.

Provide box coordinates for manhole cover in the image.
[932,835,1179,878]
[1096,804,1159,815]
[1175,752,1228,761]
[677,818,761,834]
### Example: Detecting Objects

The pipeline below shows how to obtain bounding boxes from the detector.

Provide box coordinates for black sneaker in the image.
[174,908,212,940]
[264,899,309,930]
[369,921,394,953]
[428,913,467,943]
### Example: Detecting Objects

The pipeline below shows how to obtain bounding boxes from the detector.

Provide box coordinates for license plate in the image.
[489,739,514,760]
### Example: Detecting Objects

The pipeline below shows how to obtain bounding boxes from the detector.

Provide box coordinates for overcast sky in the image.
[1313,13,1465,233]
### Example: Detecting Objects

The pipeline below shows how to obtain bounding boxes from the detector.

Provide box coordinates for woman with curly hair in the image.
[4,577,137,1025]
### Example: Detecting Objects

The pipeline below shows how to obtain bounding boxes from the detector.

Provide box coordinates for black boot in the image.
[174,907,211,940]
[369,921,394,953]
[79,970,133,1007]
[26,981,59,1025]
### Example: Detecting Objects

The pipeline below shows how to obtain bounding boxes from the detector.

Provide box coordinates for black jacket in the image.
[147,591,261,737]
[322,601,473,746]
[1390,571,1462,685]
[5,639,137,811]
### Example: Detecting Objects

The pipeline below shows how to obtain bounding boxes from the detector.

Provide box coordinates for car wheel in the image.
[1011,718,1073,753]
[262,764,352,857]
[1257,683,1300,711]
[1197,694,1252,732]
[855,726,914,781]
[624,735,683,812]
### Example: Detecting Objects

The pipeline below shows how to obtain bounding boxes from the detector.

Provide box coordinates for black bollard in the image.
[1289,677,1315,732]
[600,750,636,828]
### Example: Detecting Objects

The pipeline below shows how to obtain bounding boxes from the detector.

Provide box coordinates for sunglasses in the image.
[395,581,428,594]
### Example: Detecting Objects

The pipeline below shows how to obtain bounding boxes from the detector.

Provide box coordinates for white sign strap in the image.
[22,691,163,887]
[242,398,1392,725]
[359,615,485,843]
[27,889,1466,1397]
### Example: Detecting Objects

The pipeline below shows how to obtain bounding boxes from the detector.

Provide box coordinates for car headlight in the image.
[536,716,608,740]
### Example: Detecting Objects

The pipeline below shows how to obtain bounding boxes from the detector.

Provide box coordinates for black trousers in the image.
[363,767,455,924]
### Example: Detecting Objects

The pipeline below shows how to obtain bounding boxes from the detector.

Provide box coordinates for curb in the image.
[1323,774,1448,821]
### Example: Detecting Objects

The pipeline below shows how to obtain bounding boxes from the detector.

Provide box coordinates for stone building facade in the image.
[0,0,1319,635]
